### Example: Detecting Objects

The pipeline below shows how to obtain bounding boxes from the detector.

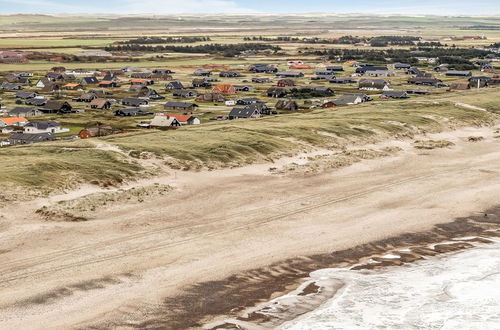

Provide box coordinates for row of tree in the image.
[105,43,281,57]
[118,36,211,44]
[307,46,496,70]
[243,35,427,47]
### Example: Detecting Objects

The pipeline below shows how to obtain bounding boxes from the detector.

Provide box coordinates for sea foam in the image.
[281,240,500,330]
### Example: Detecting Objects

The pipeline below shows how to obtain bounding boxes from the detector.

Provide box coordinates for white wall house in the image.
[24,121,69,134]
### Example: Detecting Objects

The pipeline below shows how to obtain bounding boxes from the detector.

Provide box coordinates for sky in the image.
[0,0,499,15]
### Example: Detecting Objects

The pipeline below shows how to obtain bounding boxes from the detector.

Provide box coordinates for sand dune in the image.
[1,125,500,329]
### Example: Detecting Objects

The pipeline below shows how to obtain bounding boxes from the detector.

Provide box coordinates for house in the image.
[275,99,299,111]
[277,79,295,87]
[290,65,312,69]
[380,91,409,99]
[166,81,184,90]
[355,66,388,74]
[212,84,236,95]
[131,72,153,79]
[42,100,72,114]
[329,78,356,84]
[434,64,449,72]
[36,78,52,88]
[252,77,270,83]
[46,72,65,80]
[40,83,61,93]
[9,107,42,117]
[63,83,83,90]
[246,102,273,115]
[219,72,242,78]
[276,71,304,78]
[164,113,200,125]
[15,92,37,100]
[234,85,253,92]
[304,86,335,95]
[346,93,372,102]
[287,60,304,66]
[408,77,443,86]
[449,82,471,91]
[98,81,119,88]
[6,132,54,145]
[173,89,198,98]
[121,66,141,72]
[152,68,175,74]
[24,121,69,134]
[131,79,154,86]
[192,78,212,88]
[78,123,117,139]
[359,79,391,91]
[164,102,198,111]
[394,63,411,70]
[75,92,98,102]
[445,70,472,77]
[331,94,363,106]
[115,108,152,116]
[249,64,277,73]
[406,68,422,75]
[0,116,28,127]
[122,98,149,107]
[195,93,225,103]
[193,69,211,76]
[315,70,334,77]
[267,87,288,98]
[149,114,182,128]
[1,82,23,90]
[325,66,344,72]
[468,76,491,88]
[102,73,120,81]
[133,86,164,100]
[80,76,100,85]
[25,98,47,106]
[236,98,263,105]
[365,70,395,77]
[406,89,429,95]
[228,107,261,119]
[90,98,112,110]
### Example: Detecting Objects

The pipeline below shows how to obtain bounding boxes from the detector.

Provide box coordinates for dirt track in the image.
[1,125,500,329]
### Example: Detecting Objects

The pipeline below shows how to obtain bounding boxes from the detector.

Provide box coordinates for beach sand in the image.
[1,125,500,329]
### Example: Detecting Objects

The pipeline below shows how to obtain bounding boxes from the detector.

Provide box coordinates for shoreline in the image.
[203,212,500,330]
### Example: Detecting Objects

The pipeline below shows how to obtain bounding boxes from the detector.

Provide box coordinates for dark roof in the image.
[166,81,184,89]
[356,66,388,73]
[7,132,54,143]
[45,100,70,110]
[26,98,47,106]
[382,91,409,98]
[164,101,198,108]
[122,98,148,106]
[25,121,60,130]
[15,91,36,99]
[229,107,258,118]
[115,108,152,116]
[81,76,100,84]
[9,107,38,116]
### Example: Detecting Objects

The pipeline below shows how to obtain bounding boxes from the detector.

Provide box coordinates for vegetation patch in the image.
[36,183,173,221]
[413,139,455,149]
[276,147,402,175]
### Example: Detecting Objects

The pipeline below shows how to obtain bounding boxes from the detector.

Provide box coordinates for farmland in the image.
[1,13,500,330]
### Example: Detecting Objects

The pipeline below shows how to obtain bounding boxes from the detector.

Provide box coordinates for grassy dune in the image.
[0,89,497,199]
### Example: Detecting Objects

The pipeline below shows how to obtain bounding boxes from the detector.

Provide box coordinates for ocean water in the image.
[281,239,500,330]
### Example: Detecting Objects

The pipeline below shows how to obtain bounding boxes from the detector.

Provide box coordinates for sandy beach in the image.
[1,124,500,329]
